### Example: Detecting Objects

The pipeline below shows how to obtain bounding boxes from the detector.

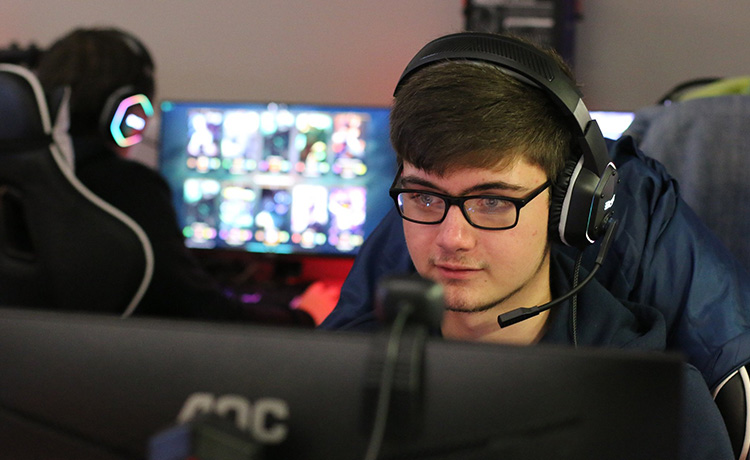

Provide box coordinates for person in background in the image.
[35,27,311,325]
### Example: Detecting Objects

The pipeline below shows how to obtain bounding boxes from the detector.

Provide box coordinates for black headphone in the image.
[393,32,618,250]
[98,29,155,148]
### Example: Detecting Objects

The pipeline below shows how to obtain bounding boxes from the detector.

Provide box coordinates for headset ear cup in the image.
[99,86,153,147]
[100,86,130,144]
[549,157,579,246]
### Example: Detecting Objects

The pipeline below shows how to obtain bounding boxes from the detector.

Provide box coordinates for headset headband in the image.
[394,32,610,177]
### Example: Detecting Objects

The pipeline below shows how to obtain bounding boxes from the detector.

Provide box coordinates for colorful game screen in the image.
[158,101,398,256]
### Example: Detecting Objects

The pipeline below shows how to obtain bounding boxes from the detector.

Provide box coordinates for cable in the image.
[362,303,414,460]
[571,252,583,348]
[497,219,619,328]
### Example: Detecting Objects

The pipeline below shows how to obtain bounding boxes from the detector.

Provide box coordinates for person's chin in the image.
[441,286,486,313]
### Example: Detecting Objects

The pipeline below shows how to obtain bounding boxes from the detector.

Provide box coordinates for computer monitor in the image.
[158,100,398,257]
[0,307,682,459]
[590,110,635,140]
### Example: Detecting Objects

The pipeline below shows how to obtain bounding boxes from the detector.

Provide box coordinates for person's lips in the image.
[435,262,482,279]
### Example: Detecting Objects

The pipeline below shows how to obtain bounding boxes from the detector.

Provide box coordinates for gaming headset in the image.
[98,29,155,148]
[393,32,618,250]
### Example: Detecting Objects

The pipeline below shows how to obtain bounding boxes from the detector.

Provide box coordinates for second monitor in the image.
[158,101,398,258]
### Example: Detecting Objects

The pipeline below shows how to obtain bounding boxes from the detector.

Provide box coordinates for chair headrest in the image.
[0,64,52,141]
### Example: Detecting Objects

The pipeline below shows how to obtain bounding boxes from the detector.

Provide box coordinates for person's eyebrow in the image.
[399,175,527,195]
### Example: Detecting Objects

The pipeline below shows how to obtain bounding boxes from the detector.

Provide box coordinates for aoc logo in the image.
[177,393,289,444]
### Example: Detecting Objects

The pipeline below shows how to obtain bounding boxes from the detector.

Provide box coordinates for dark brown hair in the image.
[389,38,576,182]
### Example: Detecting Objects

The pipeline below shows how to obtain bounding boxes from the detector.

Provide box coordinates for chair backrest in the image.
[0,63,154,316]
[624,92,750,459]
[625,93,750,271]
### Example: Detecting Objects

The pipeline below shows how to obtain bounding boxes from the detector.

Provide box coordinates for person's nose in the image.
[434,204,477,252]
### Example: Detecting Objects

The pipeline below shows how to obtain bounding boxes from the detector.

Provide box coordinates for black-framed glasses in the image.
[389,180,551,230]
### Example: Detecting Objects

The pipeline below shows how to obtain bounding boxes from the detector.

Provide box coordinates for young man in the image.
[321,32,737,458]
[324,31,630,345]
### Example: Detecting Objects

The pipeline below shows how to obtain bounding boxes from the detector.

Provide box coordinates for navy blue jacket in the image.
[320,137,750,458]
[545,249,733,459]
[324,230,735,457]
[320,137,750,392]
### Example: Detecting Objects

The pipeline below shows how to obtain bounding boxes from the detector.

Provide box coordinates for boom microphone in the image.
[497,219,619,328]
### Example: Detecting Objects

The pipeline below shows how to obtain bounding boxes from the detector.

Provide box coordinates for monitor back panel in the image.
[0,308,681,459]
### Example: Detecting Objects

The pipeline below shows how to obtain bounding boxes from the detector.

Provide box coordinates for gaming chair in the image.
[625,81,750,272]
[0,63,154,316]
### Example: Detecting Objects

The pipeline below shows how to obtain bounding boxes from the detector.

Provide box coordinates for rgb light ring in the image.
[110,94,154,147]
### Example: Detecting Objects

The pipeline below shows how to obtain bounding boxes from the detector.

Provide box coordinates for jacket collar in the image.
[540,246,666,351]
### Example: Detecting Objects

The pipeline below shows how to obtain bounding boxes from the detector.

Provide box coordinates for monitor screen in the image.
[590,110,635,140]
[158,101,398,257]
[0,307,682,460]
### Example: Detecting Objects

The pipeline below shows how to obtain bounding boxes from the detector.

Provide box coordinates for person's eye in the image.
[475,197,514,213]
[406,192,438,207]
[419,193,438,206]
